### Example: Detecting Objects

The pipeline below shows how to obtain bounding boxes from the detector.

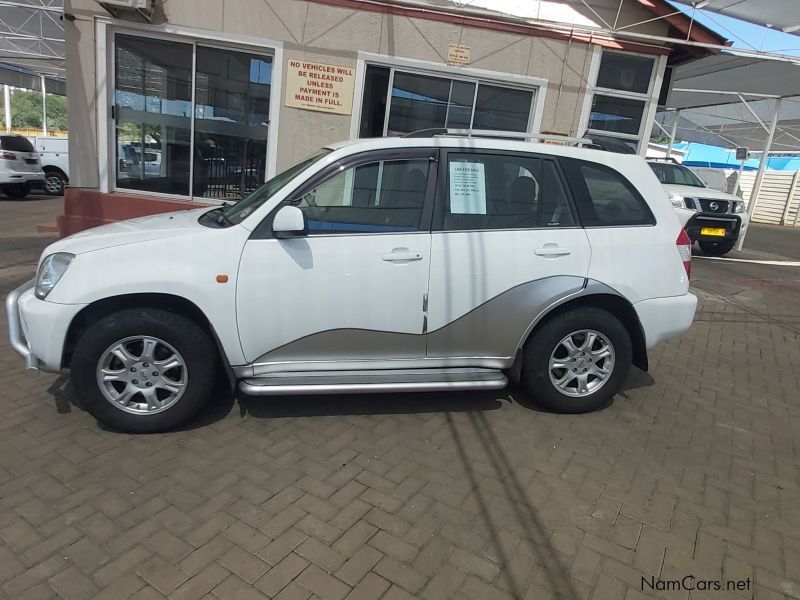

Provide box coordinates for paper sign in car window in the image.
[449,161,486,214]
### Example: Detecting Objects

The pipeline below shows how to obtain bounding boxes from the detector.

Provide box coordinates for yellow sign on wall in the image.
[447,43,471,66]
[285,59,355,115]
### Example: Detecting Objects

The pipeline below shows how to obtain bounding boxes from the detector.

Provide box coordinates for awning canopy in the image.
[0,0,64,77]
[689,0,800,35]
[656,52,800,151]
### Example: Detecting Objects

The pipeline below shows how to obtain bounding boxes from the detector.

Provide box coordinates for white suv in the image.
[1,134,45,199]
[648,160,749,256]
[7,135,697,432]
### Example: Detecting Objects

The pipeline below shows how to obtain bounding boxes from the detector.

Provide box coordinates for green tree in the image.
[7,88,68,132]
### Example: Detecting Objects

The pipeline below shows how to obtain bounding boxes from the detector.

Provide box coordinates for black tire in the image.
[699,239,735,256]
[3,183,31,199]
[521,307,632,413]
[71,308,217,433]
[44,170,66,195]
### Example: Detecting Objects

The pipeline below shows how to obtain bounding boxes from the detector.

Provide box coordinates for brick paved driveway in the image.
[2,197,799,600]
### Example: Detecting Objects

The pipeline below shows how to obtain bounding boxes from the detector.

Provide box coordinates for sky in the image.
[668,1,800,57]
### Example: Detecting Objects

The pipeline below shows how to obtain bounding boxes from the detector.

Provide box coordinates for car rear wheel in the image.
[71,309,217,433]
[44,170,66,195]
[3,183,31,199]
[698,239,735,256]
[521,307,632,413]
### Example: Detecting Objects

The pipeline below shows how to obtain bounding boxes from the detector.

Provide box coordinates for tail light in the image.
[0,151,17,161]
[676,228,692,279]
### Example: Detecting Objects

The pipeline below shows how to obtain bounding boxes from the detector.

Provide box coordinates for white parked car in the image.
[32,136,69,196]
[648,160,748,256]
[7,134,697,432]
[0,134,45,199]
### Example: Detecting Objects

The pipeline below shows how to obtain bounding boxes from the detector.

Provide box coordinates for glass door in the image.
[113,33,273,200]
[114,35,193,195]
[193,46,271,200]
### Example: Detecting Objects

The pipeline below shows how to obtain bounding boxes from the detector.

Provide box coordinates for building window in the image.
[586,50,655,149]
[114,33,272,199]
[359,65,536,137]
[588,94,646,137]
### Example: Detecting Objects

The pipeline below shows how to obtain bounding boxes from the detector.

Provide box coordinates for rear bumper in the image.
[634,293,697,349]
[685,213,743,243]
[0,172,45,184]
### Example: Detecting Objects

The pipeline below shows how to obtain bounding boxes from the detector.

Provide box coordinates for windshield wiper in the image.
[215,210,233,226]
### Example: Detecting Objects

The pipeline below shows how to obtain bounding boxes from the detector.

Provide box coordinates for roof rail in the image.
[403,128,594,147]
[646,157,680,164]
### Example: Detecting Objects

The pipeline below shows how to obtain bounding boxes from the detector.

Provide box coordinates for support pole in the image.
[40,75,48,137]
[666,110,679,159]
[3,85,10,133]
[737,98,782,251]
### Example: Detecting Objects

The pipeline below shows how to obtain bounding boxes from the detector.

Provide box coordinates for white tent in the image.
[688,0,800,34]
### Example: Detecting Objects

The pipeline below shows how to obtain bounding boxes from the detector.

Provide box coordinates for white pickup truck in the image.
[32,136,69,196]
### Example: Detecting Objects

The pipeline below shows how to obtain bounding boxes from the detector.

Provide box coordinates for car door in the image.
[426,149,592,362]
[236,147,436,372]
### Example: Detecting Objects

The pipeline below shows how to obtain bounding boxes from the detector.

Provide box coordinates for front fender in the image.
[47,227,250,365]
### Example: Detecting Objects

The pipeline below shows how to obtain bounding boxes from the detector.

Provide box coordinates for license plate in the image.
[701,227,726,237]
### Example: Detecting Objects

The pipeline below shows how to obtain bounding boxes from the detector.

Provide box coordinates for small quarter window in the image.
[562,159,654,227]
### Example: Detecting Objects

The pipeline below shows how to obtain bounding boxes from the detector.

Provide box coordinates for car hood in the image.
[44,207,214,256]
[661,183,740,201]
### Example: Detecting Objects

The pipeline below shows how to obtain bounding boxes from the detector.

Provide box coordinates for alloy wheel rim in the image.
[96,336,187,415]
[45,175,62,194]
[548,329,615,398]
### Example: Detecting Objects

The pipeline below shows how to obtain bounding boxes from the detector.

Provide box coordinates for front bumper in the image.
[685,213,743,243]
[6,279,85,374]
[6,280,39,374]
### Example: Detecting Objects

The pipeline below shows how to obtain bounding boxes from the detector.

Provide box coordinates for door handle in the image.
[534,245,572,257]
[382,249,423,262]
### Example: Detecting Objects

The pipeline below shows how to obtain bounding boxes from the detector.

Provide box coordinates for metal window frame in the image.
[579,47,666,154]
[105,24,282,203]
[350,52,548,141]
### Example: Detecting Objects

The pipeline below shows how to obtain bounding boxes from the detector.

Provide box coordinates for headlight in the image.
[733,201,746,214]
[668,193,687,209]
[35,253,75,299]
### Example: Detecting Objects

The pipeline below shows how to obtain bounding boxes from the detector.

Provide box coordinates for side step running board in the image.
[239,367,508,396]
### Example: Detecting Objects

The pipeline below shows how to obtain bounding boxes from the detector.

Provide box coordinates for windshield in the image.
[223,149,331,224]
[648,162,706,188]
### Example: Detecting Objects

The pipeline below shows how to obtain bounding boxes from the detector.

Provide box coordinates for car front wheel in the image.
[44,170,66,195]
[71,309,217,433]
[521,307,632,413]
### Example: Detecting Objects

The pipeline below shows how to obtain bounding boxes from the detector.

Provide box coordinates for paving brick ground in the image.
[1,197,799,599]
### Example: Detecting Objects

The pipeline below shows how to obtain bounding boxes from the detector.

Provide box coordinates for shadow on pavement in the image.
[240,389,506,419]
[446,411,582,600]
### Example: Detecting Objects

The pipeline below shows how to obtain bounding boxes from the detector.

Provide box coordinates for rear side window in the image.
[562,159,655,227]
[0,136,35,153]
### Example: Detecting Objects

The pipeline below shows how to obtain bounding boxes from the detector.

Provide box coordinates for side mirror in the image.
[272,205,307,239]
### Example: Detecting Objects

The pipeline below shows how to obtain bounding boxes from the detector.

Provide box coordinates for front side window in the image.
[562,159,655,227]
[295,159,430,234]
[441,153,576,231]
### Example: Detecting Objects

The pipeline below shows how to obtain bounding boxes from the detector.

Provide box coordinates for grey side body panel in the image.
[241,275,597,376]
